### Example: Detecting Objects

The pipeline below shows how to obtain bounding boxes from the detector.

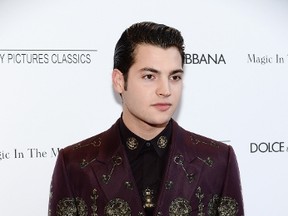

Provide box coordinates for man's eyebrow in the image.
[140,67,159,73]
[140,67,184,74]
[171,69,184,74]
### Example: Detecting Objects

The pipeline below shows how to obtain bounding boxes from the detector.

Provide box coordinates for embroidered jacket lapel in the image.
[88,120,144,214]
[86,119,205,214]
[155,120,205,215]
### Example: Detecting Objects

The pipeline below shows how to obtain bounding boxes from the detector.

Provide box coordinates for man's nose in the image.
[156,79,171,97]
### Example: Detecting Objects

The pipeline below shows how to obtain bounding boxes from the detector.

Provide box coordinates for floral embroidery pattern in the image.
[104,198,131,216]
[56,197,88,216]
[169,197,192,216]
[208,194,220,216]
[218,196,238,216]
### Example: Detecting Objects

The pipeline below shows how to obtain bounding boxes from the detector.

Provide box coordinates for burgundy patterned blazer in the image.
[48,119,244,216]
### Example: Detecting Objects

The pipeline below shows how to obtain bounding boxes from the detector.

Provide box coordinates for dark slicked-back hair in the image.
[113,21,185,85]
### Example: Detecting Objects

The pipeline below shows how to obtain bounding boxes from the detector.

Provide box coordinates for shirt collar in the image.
[119,117,172,160]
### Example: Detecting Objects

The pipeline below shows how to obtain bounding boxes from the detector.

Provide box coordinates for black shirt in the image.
[119,118,172,215]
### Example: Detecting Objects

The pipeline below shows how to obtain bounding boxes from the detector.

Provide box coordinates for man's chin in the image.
[147,118,171,128]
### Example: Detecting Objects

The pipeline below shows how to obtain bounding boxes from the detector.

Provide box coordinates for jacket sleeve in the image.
[48,149,77,216]
[219,146,244,216]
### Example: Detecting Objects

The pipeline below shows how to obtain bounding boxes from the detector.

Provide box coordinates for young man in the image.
[48,22,244,216]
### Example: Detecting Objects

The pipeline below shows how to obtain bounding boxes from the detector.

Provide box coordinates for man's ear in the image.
[112,69,125,94]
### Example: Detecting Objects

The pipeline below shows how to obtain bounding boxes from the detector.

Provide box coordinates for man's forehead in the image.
[133,44,182,63]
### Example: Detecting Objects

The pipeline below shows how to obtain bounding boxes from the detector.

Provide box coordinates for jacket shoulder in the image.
[59,121,119,168]
[178,126,236,173]
[173,121,233,160]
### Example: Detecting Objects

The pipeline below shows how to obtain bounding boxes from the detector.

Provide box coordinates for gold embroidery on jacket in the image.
[104,198,131,216]
[56,197,88,216]
[169,197,192,216]
[91,189,99,216]
[173,155,195,183]
[80,158,97,168]
[74,137,102,150]
[199,193,239,216]
[197,156,214,167]
[195,186,205,216]
[208,194,220,216]
[190,135,220,148]
[124,181,134,190]
[218,196,238,216]
[102,156,122,184]
[165,180,174,190]
[52,190,239,216]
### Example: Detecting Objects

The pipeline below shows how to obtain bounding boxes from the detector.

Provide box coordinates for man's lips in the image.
[151,103,172,111]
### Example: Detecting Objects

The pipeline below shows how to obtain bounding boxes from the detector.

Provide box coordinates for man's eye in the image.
[144,74,154,80]
[171,75,182,81]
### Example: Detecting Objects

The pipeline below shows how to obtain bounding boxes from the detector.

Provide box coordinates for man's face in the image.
[113,44,183,130]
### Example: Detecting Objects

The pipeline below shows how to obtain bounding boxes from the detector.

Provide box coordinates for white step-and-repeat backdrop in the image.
[1,0,287,215]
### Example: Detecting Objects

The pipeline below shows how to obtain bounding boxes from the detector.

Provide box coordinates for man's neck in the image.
[121,114,168,141]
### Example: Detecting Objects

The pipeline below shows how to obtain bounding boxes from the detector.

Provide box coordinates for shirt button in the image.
[146,142,151,147]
